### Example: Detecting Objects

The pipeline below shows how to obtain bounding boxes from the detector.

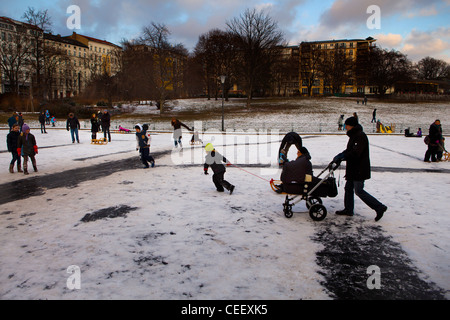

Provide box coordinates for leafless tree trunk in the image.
[226,8,284,107]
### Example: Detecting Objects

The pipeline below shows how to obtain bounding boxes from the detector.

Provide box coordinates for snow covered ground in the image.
[0,98,449,300]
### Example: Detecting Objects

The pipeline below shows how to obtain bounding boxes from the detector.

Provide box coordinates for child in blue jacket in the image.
[135,124,155,168]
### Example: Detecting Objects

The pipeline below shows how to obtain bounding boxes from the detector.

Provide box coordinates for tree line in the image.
[2,7,450,113]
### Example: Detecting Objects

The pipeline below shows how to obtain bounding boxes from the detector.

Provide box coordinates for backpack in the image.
[424,135,430,145]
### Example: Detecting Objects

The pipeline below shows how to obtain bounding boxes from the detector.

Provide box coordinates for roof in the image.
[44,33,88,48]
[0,16,43,32]
[301,37,376,45]
[68,32,121,48]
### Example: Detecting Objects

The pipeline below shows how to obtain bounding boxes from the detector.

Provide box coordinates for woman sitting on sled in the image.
[276,147,313,194]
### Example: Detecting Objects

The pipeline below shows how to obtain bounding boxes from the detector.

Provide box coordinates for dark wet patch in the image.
[134,254,168,267]
[1,211,13,215]
[312,220,446,300]
[80,205,138,223]
[0,150,169,205]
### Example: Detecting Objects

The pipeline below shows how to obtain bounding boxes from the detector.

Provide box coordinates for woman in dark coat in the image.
[333,117,387,221]
[277,147,312,194]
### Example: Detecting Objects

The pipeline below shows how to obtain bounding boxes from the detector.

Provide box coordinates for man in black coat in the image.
[101,110,111,142]
[424,119,442,162]
[333,117,387,221]
[39,111,47,133]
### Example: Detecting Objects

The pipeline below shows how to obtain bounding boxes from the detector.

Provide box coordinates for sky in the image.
[1,0,449,62]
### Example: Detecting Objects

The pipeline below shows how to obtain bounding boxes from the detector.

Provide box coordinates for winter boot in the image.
[24,169,29,175]
[33,165,38,172]
[9,164,14,173]
[17,163,23,172]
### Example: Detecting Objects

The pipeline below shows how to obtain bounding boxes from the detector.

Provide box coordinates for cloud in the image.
[401,28,450,62]
[319,0,444,29]
[375,33,403,48]
[405,5,438,18]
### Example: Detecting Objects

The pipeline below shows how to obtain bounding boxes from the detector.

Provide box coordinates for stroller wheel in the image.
[283,197,293,218]
[306,196,322,209]
[309,204,327,221]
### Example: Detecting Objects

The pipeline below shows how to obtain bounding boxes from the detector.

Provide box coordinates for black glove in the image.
[333,153,345,164]
[204,169,209,175]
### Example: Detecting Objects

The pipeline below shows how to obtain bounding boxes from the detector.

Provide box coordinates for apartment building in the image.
[65,32,121,78]
[0,16,43,95]
[44,33,89,99]
[299,37,376,96]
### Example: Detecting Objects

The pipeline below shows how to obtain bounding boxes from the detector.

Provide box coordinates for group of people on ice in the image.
[5,109,446,223]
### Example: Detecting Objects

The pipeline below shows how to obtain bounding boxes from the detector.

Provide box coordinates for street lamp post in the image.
[220,75,226,132]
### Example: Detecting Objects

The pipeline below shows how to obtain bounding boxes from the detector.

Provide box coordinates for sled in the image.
[190,140,203,145]
[91,139,108,145]
[111,129,132,134]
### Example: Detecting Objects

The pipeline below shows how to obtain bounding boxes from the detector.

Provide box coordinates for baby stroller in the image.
[270,161,340,221]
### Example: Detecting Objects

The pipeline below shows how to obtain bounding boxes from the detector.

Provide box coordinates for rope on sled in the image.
[228,163,271,183]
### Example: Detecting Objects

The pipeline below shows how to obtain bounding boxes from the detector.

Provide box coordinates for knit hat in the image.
[22,124,30,132]
[344,116,358,127]
[134,123,142,131]
[205,143,214,152]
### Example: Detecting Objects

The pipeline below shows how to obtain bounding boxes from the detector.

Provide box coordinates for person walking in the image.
[171,118,192,148]
[424,119,443,162]
[333,116,387,221]
[66,113,80,143]
[371,109,377,123]
[39,110,47,133]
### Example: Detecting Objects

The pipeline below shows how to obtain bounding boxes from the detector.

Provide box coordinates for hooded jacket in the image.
[18,131,37,156]
[342,124,371,181]
[204,150,228,174]
[135,124,150,149]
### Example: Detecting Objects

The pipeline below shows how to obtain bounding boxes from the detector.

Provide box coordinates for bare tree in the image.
[319,47,353,94]
[367,46,413,96]
[299,42,323,96]
[139,22,179,113]
[194,29,238,100]
[0,25,33,97]
[227,8,284,107]
[22,7,51,98]
[42,42,70,99]
[417,57,450,80]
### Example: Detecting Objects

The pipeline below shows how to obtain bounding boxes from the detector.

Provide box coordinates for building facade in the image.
[299,37,377,96]
[65,32,122,78]
[44,33,89,99]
